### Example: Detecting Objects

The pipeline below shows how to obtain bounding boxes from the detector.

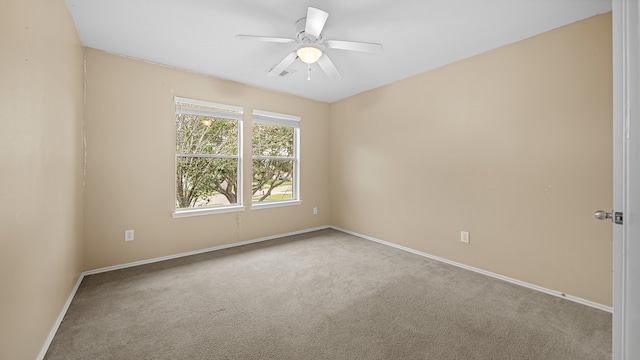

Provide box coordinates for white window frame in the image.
[251,109,301,210]
[172,96,244,218]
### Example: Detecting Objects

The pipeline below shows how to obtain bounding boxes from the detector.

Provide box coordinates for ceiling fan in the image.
[236,7,383,81]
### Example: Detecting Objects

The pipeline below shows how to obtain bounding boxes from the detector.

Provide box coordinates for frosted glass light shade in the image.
[296,46,323,64]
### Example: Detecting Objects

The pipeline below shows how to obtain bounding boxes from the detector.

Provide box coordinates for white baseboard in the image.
[83,225,331,276]
[330,226,613,313]
[40,225,331,358]
[37,273,85,360]
[39,223,610,358]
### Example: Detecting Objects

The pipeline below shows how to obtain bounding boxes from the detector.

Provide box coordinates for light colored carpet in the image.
[45,229,611,359]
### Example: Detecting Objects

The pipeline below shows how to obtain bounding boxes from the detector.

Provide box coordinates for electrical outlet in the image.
[460,231,470,244]
[313,207,318,215]
[125,229,134,242]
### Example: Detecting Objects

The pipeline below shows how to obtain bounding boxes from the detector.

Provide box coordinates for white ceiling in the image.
[66,0,611,103]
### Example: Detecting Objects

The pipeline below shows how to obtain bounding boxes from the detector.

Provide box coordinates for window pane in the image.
[176,114,238,155]
[176,156,238,209]
[252,159,294,202]
[252,123,294,157]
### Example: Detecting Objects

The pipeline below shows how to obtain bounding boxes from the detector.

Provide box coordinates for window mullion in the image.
[177,154,239,159]
[253,156,295,161]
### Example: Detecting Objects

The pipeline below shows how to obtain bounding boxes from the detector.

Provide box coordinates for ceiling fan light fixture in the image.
[297,46,323,64]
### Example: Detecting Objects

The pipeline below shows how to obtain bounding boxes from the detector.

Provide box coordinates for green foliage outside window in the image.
[175,114,296,209]
[176,114,238,208]
[252,123,295,202]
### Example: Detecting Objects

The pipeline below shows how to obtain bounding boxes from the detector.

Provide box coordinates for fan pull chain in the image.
[307,64,311,81]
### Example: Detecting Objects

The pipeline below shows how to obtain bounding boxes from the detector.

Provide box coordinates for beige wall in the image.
[82,49,331,270]
[0,0,84,358]
[0,6,613,356]
[329,13,613,306]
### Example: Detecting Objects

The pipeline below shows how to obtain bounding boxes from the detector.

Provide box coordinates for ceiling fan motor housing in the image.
[295,17,322,44]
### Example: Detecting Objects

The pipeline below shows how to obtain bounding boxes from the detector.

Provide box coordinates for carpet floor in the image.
[44,229,611,359]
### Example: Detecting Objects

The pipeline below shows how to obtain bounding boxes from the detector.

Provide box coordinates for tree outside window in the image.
[252,110,300,205]
[174,99,300,214]
[175,98,242,210]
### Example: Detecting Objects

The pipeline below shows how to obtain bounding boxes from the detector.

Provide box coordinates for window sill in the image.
[251,200,302,210]
[172,205,245,218]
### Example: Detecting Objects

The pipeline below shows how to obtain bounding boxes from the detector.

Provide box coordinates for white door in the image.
[611,1,639,359]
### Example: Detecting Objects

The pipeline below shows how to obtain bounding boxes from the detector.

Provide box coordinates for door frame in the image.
[612,0,639,359]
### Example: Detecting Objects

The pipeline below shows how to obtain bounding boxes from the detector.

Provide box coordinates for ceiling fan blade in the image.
[268,51,298,77]
[317,54,342,81]
[324,40,383,54]
[305,7,329,38]
[235,35,296,44]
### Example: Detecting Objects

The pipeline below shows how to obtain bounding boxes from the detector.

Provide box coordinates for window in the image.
[251,110,300,207]
[174,97,243,215]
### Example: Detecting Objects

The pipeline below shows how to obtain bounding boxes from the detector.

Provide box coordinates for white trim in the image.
[612,1,626,358]
[251,199,302,210]
[252,109,300,128]
[177,107,243,121]
[294,125,300,205]
[38,224,610,358]
[251,110,301,206]
[38,225,331,357]
[176,154,239,159]
[253,155,295,161]
[83,225,330,275]
[613,1,640,358]
[252,109,300,120]
[174,96,244,216]
[237,115,244,207]
[172,205,245,218]
[252,109,300,121]
[331,226,613,313]
[36,274,84,360]
[174,96,243,114]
